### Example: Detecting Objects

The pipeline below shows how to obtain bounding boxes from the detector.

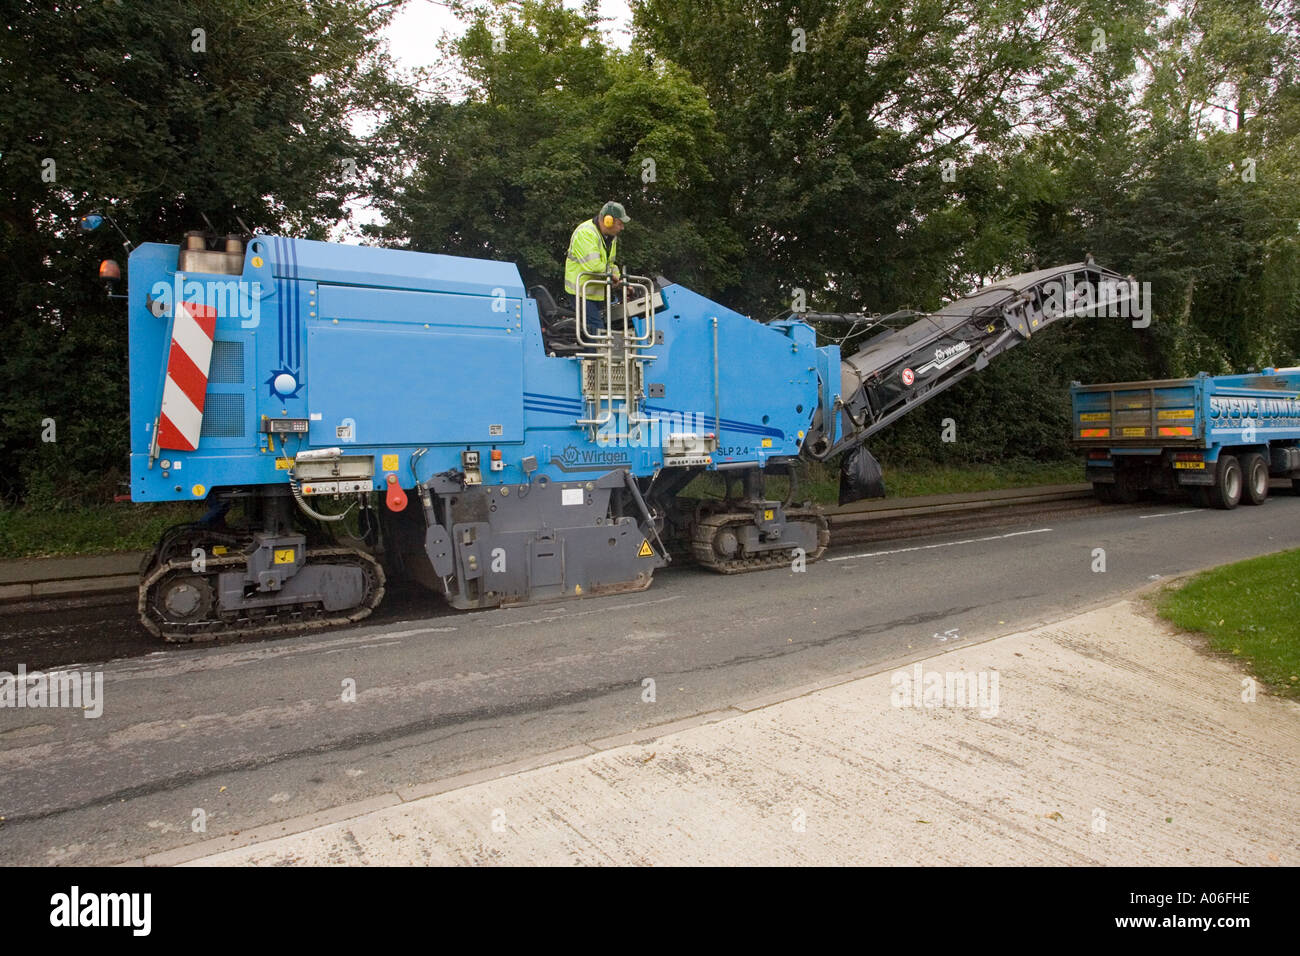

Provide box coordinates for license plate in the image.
[1173,461,1205,470]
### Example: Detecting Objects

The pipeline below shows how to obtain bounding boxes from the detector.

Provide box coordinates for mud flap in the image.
[424,524,454,577]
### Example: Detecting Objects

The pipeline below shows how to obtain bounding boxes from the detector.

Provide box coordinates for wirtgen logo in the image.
[50,887,151,936]
[890,664,1000,717]
[0,665,103,718]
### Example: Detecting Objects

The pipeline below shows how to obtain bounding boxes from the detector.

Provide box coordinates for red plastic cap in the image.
[385,473,408,512]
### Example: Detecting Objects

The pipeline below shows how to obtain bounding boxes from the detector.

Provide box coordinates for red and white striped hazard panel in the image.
[155,301,217,451]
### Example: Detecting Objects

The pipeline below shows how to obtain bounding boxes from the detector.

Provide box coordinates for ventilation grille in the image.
[209,340,244,384]
[201,393,245,438]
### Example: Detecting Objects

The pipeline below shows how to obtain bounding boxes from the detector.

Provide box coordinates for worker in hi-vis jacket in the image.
[564,201,629,331]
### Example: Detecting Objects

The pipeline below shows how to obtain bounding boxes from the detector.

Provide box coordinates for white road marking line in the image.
[380,627,457,640]
[325,640,408,655]
[828,527,1054,562]
[108,627,458,680]
[1139,509,1199,519]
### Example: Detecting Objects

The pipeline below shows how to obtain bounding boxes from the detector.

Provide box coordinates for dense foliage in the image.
[0,0,398,504]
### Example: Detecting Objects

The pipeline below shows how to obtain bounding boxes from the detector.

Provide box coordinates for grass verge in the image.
[1156,548,1300,699]
[0,502,206,560]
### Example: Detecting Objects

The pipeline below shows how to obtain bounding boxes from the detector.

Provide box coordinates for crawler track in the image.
[690,507,830,573]
[139,546,385,642]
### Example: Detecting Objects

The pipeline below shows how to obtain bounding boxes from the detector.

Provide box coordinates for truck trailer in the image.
[1070,371,1300,508]
[111,228,1135,640]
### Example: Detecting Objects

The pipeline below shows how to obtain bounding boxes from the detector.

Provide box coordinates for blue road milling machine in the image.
[118,230,1131,640]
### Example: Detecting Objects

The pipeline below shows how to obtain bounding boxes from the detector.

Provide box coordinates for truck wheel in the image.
[1209,455,1242,510]
[1112,474,1140,504]
[1240,453,1269,506]
[1092,482,1116,504]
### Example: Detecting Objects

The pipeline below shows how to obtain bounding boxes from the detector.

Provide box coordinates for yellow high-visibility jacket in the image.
[564,217,620,299]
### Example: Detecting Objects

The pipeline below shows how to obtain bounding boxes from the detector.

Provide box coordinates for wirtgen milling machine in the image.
[111,230,1130,640]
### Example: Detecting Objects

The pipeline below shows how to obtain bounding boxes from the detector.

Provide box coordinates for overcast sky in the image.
[383,0,635,77]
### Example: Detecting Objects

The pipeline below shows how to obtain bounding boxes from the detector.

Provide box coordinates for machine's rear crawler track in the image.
[139,546,385,642]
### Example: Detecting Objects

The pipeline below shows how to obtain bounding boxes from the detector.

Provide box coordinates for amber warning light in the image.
[98,258,121,292]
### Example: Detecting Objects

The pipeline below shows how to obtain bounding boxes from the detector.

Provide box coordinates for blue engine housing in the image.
[128,235,841,502]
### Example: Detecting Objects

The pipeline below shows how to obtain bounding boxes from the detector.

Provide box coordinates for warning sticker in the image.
[638,540,654,557]
[273,548,296,564]
[763,509,775,521]
[382,454,399,471]
[275,458,293,470]
[761,438,772,448]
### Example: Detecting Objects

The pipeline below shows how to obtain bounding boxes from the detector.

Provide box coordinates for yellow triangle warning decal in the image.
[638,539,654,557]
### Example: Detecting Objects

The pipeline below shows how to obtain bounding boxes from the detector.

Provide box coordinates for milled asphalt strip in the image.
[491,594,682,629]
[104,597,682,683]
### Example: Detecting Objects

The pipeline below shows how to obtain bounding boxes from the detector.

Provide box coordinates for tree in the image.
[0,0,399,505]
[630,0,1156,316]
[368,0,740,296]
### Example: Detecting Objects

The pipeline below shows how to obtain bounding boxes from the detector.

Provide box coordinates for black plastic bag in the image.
[838,447,887,505]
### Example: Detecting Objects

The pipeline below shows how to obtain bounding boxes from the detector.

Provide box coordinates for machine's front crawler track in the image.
[690,506,829,573]
[139,546,385,642]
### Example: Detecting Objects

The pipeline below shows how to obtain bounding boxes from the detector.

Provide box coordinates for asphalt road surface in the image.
[1,493,1297,865]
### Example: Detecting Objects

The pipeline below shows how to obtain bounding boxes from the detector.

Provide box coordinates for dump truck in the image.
[91,223,1136,640]
[1070,370,1300,508]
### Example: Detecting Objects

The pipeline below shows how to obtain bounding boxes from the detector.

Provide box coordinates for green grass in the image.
[880,460,1083,500]
[0,502,206,560]
[1156,549,1300,699]
[683,458,1084,506]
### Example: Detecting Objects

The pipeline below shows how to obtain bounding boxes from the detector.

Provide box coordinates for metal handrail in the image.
[575,272,659,439]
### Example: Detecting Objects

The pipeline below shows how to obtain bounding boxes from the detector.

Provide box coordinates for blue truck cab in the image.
[1070,369,1300,508]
